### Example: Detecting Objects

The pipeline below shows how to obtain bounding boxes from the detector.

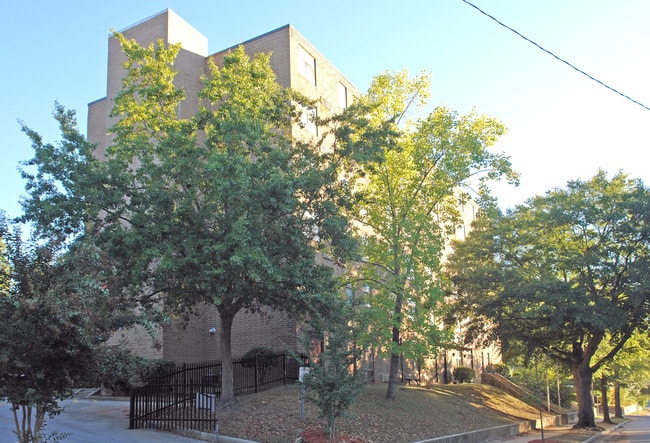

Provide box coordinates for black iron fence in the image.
[129,353,300,431]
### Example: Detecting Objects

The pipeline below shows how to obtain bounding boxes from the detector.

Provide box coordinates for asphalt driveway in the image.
[0,398,207,443]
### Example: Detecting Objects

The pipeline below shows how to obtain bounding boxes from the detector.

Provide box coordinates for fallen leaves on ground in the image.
[215,382,548,443]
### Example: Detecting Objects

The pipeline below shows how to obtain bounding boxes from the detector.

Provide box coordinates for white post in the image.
[299,366,310,421]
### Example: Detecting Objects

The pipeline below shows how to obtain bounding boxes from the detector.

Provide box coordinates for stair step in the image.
[73,388,101,398]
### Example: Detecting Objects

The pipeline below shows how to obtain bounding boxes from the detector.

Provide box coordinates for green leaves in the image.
[110,32,185,160]
[19,104,103,239]
[448,170,650,369]
[81,35,357,338]
[447,171,650,426]
[0,228,135,430]
[301,299,367,438]
[365,69,430,127]
[331,71,517,399]
[346,72,515,361]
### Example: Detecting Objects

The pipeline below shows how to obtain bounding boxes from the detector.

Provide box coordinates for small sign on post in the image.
[299,366,311,382]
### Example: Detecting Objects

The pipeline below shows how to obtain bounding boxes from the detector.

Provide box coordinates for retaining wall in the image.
[413,412,579,443]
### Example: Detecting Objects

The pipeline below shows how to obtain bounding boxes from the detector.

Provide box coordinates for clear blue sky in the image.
[2,1,649,220]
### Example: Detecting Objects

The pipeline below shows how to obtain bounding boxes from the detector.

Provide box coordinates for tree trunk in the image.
[600,374,611,423]
[386,290,403,400]
[571,360,596,428]
[12,404,48,443]
[546,372,551,413]
[218,309,237,407]
[556,372,561,412]
[614,379,623,418]
[386,327,400,400]
[35,406,46,443]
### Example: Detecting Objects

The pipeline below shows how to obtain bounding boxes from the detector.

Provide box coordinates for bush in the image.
[139,358,177,381]
[241,347,278,383]
[91,346,175,394]
[241,347,278,369]
[453,367,476,383]
[302,321,367,439]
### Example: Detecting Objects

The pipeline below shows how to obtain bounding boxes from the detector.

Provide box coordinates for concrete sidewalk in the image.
[0,398,206,443]
[497,423,579,442]
[495,422,614,443]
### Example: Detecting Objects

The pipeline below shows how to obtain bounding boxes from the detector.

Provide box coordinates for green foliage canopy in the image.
[343,70,518,400]
[447,170,650,427]
[0,223,133,442]
[18,33,364,407]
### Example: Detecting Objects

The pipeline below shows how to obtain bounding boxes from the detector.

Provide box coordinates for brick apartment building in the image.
[88,9,358,364]
[88,9,499,382]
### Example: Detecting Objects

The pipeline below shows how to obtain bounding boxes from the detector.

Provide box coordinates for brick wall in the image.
[88,9,207,152]
[162,304,301,363]
[105,323,164,360]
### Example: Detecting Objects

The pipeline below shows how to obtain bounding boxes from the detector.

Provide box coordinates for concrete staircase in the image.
[481,372,565,415]
[72,388,101,398]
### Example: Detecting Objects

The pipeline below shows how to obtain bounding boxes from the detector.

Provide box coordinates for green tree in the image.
[19,34,360,407]
[301,300,367,439]
[344,71,518,400]
[612,333,650,416]
[447,171,650,428]
[0,223,129,442]
[595,331,650,420]
[505,353,574,412]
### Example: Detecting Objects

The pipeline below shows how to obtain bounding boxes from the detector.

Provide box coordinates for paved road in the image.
[602,415,650,442]
[0,398,207,443]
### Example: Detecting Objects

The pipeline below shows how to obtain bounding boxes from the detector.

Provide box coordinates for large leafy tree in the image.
[447,171,650,428]
[20,34,360,407]
[344,71,518,400]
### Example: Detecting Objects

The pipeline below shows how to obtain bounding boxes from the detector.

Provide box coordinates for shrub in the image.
[241,346,276,362]
[241,347,278,369]
[92,346,175,394]
[139,358,176,381]
[302,322,367,439]
[453,367,476,383]
[241,347,278,383]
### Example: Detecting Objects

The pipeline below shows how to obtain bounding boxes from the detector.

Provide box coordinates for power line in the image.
[460,0,650,112]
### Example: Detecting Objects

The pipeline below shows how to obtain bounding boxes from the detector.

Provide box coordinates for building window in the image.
[300,105,318,136]
[298,45,316,86]
[321,97,331,112]
[338,83,347,110]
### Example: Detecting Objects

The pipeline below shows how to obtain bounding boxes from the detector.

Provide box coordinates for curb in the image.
[413,412,578,443]
[583,420,630,443]
[175,428,259,443]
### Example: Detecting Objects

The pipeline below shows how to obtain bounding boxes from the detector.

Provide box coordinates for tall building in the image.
[87,9,500,382]
[88,9,359,363]
[89,9,357,157]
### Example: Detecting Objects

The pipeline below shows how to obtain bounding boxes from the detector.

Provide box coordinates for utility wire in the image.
[460,0,650,112]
